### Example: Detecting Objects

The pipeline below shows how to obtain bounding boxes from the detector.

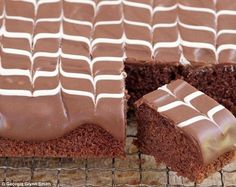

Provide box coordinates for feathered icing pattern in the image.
[1,0,236,98]
[0,0,125,104]
[157,82,225,133]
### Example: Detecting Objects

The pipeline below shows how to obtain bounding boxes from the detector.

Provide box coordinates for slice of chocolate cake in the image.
[0,0,126,157]
[125,0,236,114]
[135,79,236,182]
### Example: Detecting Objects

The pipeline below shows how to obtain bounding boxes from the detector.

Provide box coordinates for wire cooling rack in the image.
[0,117,235,187]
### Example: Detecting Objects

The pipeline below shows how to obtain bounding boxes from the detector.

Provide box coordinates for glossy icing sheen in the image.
[0,0,126,141]
[0,0,236,141]
[139,80,236,164]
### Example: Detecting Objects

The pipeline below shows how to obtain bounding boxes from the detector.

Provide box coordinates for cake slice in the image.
[135,79,236,182]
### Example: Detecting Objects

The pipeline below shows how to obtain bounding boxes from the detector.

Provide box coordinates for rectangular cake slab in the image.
[0,0,126,158]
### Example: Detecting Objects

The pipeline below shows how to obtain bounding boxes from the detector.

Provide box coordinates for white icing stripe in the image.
[184,91,204,106]
[2,29,32,44]
[177,115,209,128]
[124,19,152,30]
[12,0,34,2]
[63,17,92,27]
[207,105,225,121]
[158,85,175,96]
[91,37,123,47]
[97,0,122,8]
[153,22,178,30]
[62,87,94,99]
[36,17,61,24]
[33,84,61,97]
[61,53,90,62]
[33,33,60,45]
[178,4,215,15]
[5,14,34,22]
[64,0,95,7]
[1,47,31,59]
[94,20,122,28]
[182,40,215,52]
[0,65,59,83]
[32,51,60,61]
[66,0,130,13]
[153,40,179,51]
[63,33,90,44]
[96,92,124,103]
[92,56,124,64]
[157,101,186,112]
[217,10,236,17]
[123,0,152,13]
[217,29,236,37]
[11,0,36,7]
[217,44,236,57]
[33,68,59,83]
[0,89,32,97]
[37,0,61,6]
[125,38,152,50]
[153,4,177,13]
[178,21,216,35]
[93,74,124,84]
[153,21,216,34]
[0,66,31,77]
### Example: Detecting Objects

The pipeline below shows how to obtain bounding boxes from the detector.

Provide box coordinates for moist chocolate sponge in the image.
[0,124,125,158]
[135,103,235,182]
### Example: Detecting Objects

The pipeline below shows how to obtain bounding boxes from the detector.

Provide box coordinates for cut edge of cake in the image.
[125,60,236,117]
[134,79,236,182]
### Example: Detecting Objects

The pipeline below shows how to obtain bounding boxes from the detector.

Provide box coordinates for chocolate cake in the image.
[0,0,127,157]
[135,79,236,182]
[125,0,236,115]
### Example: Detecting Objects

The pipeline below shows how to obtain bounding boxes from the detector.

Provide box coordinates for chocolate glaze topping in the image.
[123,0,236,64]
[0,0,125,141]
[136,79,236,164]
[1,0,236,141]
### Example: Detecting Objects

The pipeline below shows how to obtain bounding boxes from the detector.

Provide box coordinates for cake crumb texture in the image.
[135,104,235,183]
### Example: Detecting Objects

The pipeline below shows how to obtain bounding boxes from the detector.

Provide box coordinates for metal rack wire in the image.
[0,118,235,187]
